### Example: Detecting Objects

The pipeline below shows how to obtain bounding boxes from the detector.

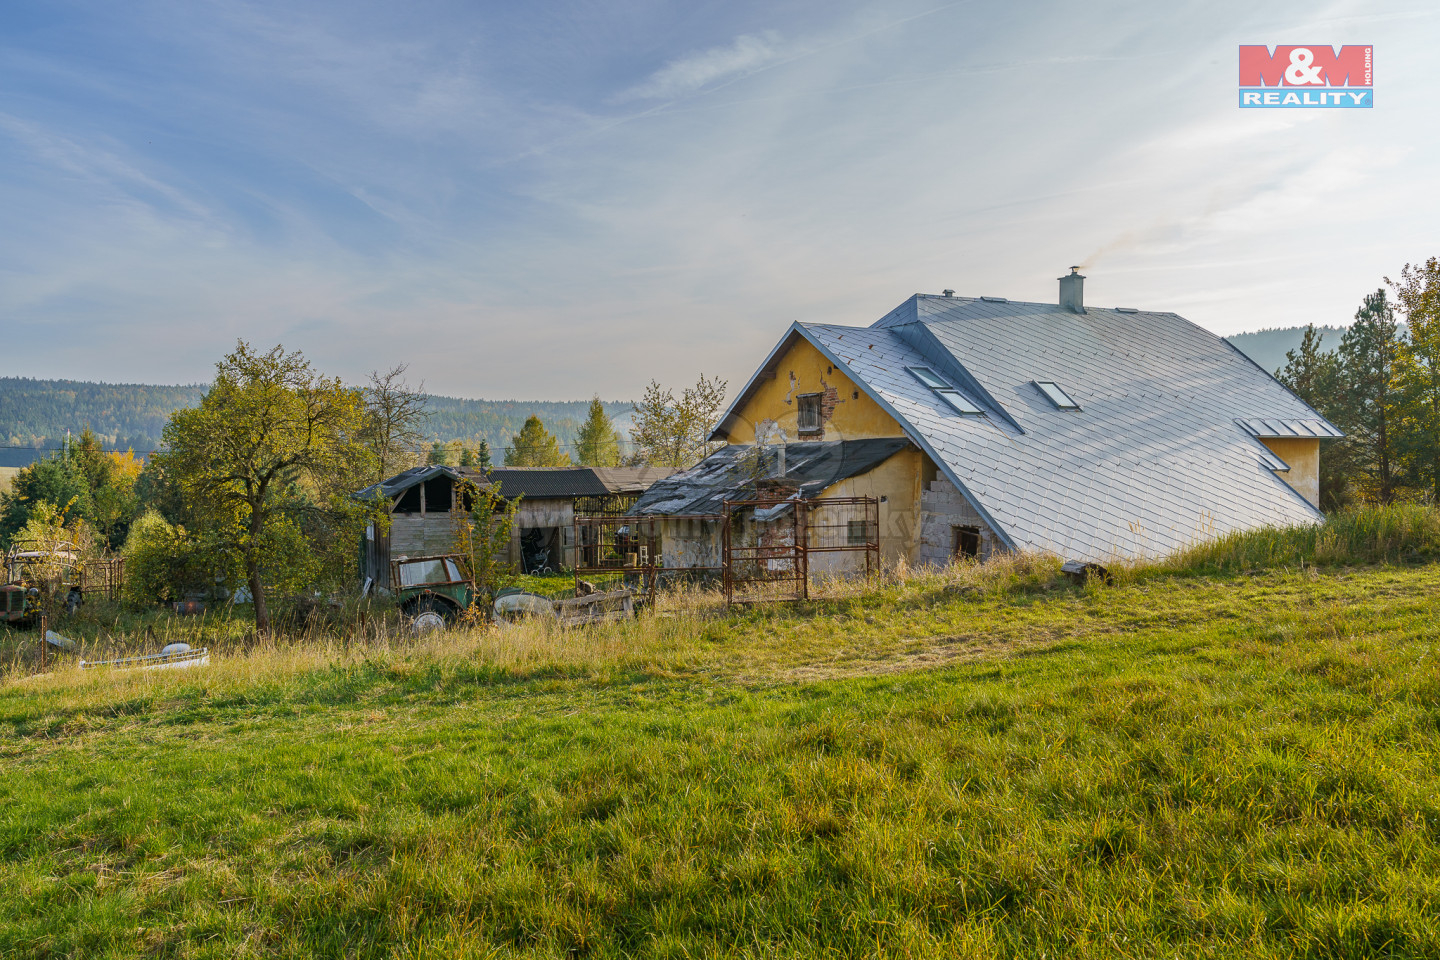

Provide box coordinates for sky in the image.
[2,0,1437,400]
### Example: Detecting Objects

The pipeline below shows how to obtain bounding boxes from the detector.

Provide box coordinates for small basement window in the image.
[797,393,823,434]
[952,526,981,559]
[847,520,872,546]
[1035,381,1080,410]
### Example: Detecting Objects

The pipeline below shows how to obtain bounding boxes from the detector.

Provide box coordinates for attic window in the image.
[1035,381,1080,410]
[797,393,823,434]
[935,390,984,415]
[907,366,950,389]
[908,366,984,416]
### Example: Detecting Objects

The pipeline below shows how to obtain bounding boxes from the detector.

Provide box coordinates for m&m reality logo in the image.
[1239,45,1372,108]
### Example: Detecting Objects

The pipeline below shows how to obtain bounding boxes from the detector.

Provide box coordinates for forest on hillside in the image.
[0,377,632,464]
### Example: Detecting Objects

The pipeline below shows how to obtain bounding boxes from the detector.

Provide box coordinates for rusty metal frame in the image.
[722,495,879,606]
[571,513,725,603]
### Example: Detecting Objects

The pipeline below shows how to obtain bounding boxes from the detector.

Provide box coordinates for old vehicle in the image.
[5,542,86,615]
[0,583,41,626]
[391,554,480,633]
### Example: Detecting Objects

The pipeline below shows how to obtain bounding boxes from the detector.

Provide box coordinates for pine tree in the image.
[575,396,622,466]
[1335,289,1406,504]
[475,439,492,471]
[505,416,570,467]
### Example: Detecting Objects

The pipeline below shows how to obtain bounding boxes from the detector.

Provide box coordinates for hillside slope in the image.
[0,377,633,464]
[1224,325,1345,374]
[4,555,1440,957]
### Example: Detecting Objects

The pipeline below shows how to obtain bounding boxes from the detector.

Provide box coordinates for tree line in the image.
[1278,257,1440,509]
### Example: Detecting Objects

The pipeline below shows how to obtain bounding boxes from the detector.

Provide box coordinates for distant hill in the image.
[0,377,634,467]
[1225,326,1346,375]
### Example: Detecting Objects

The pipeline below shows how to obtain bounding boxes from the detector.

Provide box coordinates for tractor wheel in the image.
[409,598,452,636]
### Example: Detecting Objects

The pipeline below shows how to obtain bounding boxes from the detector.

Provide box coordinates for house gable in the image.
[717,332,907,444]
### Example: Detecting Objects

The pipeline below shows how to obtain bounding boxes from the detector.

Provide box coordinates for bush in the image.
[121,510,212,606]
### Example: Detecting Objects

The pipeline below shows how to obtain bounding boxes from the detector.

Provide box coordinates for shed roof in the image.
[630,438,913,516]
[354,464,487,502]
[713,293,1342,562]
[487,466,676,500]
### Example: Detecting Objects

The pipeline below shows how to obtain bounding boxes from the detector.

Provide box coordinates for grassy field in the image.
[0,466,19,494]
[3,512,1440,957]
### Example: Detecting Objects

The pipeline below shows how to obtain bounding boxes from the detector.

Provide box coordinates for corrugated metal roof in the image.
[631,438,913,516]
[715,293,1343,563]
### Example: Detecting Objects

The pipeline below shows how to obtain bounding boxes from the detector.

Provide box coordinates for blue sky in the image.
[2,0,1436,399]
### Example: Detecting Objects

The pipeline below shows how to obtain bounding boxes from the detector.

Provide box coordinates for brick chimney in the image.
[1059,266,1085,314]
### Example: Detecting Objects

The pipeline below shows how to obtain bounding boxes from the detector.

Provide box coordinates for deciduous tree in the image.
[628,374,727,468]
[362,364,428,482]
[156,342,376,635]
[1388,258,1440,501]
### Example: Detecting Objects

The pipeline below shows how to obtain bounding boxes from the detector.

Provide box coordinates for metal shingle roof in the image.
[765,294,1340,563]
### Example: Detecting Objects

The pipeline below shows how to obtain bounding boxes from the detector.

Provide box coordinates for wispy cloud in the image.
[613,32,786,103]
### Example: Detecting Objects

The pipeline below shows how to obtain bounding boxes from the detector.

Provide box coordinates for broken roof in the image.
[630,438,913,516]
[353,464,487,502]
[713,294,1342,562]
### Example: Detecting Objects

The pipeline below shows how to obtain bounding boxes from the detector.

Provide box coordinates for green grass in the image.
[4,509,1440,957]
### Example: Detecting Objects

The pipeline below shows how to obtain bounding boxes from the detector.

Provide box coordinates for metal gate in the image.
[722,496,878,605]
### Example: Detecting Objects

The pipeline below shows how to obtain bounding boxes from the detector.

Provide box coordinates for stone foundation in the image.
[918,478,1001,567]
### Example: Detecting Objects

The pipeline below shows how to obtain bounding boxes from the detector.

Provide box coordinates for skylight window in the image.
[935,390,984,415]
[1035,381,1080,410]
[907,367,985,416]
[906,366,950,390]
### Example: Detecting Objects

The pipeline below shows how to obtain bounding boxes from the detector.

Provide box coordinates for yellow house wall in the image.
[1260,437,1321,508]
[817,447,925,566]
[726,337,907,442]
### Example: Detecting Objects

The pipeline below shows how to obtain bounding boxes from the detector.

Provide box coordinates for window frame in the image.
[907,366,985,417]
[1034,380,1080,410]
[796,392,824,435]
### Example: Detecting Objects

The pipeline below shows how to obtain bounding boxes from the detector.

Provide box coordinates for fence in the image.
[722,496,879,605]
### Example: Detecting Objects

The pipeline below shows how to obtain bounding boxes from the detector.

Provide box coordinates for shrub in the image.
[121,510,211,606]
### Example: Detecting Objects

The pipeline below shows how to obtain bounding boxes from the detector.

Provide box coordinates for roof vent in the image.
[1116,307,1138,314]
[1059,266,1085,314]
[942,289,955,297]
[979,296,1008,303]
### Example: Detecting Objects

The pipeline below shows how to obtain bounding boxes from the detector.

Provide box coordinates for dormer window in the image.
[907,366,984,416]
[1035,381,1080,410]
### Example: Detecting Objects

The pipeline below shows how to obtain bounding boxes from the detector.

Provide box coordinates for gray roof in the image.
[631,438,913,516]
[716,294,1341,563]
[486,466,676,500]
